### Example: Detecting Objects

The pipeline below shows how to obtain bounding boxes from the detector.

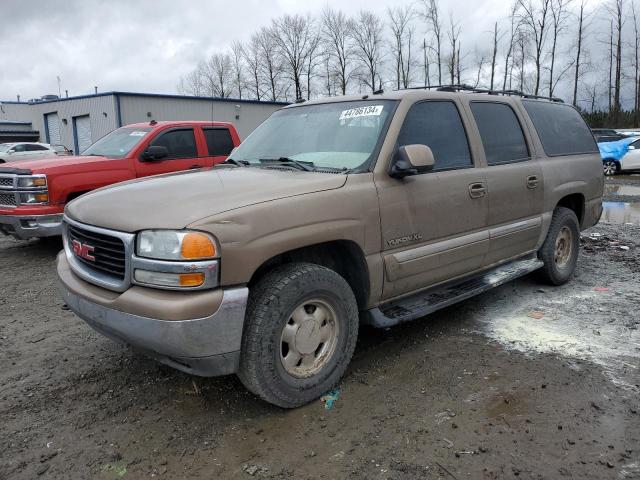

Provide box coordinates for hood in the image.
[66,166,348,231]
[1,155,116,174]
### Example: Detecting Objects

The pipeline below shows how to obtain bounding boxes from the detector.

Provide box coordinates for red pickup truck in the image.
[0,121,240,240]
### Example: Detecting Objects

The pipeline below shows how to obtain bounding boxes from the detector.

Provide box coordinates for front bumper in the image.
[0,213,63,240]
[57,253,249,377]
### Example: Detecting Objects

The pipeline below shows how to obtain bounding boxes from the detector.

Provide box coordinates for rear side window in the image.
[397,101,472,171]
[26,144,49,151]
[204,128,234,156]
[522,101,597,156]
[470,102,529,165]
[150,129,197,159]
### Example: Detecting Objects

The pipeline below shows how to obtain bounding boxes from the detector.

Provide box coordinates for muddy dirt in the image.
[1,180,640,480]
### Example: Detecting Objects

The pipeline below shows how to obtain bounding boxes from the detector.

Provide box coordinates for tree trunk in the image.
[572,1,584,106]
[490,22,498,89]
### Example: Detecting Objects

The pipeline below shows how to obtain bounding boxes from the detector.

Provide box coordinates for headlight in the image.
[18,192,49,204]
[17,175,47,188]
[137,230,217,261]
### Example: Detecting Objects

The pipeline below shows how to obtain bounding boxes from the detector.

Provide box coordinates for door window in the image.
[203,128,235,156]
[397,101,472,171]
[26,144,49,151]
[12,144,26,152]
[470,102,529,165]
[149,129,197,159]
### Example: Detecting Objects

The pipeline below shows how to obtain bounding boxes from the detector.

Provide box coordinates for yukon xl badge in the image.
[386,233,423,248]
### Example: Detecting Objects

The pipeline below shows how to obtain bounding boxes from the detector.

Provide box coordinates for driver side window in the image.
[13,144,26,152]
[150,129,197,159]
[397,101,472,172]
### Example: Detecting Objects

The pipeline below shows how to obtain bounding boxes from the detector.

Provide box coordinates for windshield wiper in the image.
[259,157,315,171]
[222,158,250,167]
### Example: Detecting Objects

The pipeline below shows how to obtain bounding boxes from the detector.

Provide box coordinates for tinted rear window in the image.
[204,128,234,156]
[522,100,597,156]
[470,102,529,165]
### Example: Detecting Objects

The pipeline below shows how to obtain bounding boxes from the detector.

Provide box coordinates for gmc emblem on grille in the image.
[71,239,95,261]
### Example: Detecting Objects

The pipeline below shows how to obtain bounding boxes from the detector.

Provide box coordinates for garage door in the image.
[45,113,61,145]
[74,115,92,154]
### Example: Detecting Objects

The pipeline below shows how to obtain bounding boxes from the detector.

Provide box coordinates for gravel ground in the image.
[1,180,639,480]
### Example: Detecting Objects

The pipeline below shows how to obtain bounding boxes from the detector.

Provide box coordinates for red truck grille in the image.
[0,192,17,207]
[68,224,126,279]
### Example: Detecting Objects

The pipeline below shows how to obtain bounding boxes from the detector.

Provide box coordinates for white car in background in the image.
[620,138,640,173]
[0,142,57,163]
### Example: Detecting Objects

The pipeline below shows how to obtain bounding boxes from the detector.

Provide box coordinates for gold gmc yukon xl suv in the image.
[57,88,603,408]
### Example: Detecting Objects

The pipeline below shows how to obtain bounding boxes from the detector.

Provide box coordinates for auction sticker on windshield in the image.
[129,131,147,136]
[340,105,384,120]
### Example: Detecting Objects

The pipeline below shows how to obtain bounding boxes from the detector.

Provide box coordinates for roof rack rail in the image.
[397,84,564,103]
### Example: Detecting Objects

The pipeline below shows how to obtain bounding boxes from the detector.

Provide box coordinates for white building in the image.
[0,92,287,153]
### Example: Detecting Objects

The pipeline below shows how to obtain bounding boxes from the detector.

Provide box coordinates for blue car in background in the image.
[598,137,637,176]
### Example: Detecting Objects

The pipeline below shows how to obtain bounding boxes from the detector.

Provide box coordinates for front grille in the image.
[68,224,126,279]
[0,192,17,207]
[0,178,13,187]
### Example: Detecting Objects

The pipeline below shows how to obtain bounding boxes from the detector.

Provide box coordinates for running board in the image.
[365,254,543,328]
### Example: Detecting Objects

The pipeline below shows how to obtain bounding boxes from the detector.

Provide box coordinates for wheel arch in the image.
[248,240,370,311]
[556,192,585,227]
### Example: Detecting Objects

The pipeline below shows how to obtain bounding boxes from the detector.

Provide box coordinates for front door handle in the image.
[468,182,487,199]
[527,175,539,189]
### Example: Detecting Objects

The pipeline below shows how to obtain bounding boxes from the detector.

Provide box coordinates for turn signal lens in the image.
[35,193,49,202]
[179,273,205,287]
[181,232,216,259]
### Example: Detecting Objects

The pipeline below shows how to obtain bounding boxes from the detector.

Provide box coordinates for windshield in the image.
[0,144,12,152]
[231,100,396,171]
[82,127,152,158]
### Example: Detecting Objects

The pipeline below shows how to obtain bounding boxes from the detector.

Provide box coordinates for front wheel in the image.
[538,207,580,285]
[603,159,619,176]
[238,263,359,408]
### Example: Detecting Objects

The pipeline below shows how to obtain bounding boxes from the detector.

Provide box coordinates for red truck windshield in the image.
[82,127,152,158]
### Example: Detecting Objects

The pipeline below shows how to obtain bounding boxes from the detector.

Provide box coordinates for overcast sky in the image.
[0,0,514,101]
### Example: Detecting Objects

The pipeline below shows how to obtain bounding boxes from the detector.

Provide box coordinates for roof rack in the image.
[398,84,564,103]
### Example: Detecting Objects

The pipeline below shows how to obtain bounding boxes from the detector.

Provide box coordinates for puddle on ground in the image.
[604,184,640,196]
[601,201,640,225]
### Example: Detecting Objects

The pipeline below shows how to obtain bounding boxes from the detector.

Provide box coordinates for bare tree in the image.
[257,27,282,101]
[389,5,415,89]
[518,0,552,95]
[230,41,245,99]
[422,38,431,87]
[321,8,355,95]
[447,15,461,84]
[177,70,206,97]
[351,10,384,91]
[421,0,443,84]
[271,14,315,100]
[547,0,571,96]
[490,22,500,89]
[305,27,322,99]
[474,53,487,87]
[503,2,520,90]
[572,0,586,106]
[607,0,624,121]
[244,34,263,100]
[207,53,234,97]
[609,19,614,112]
[632,1,639,125]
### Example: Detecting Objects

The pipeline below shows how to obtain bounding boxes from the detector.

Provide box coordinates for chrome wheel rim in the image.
[603,162,616,176]
[280,298,339,378]
[554,226,573,268]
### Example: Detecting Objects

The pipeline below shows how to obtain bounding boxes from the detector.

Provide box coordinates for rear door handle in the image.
[527,175,539,189]
[468,182,487,199]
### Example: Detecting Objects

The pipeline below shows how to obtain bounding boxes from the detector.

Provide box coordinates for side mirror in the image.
[7,150,14,155]
[629,145,636,150]
[389,144,435,179]
[142,145,169,161]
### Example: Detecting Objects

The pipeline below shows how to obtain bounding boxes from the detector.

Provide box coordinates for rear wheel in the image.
[603,159,619,176]
[538,207,580,285]
[238,262,359,408]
